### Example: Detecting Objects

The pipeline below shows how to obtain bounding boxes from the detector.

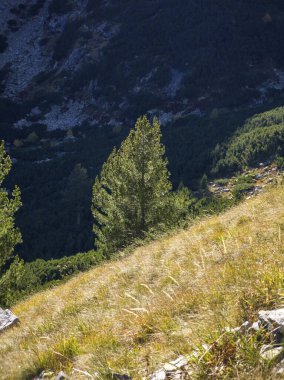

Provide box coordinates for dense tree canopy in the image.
[92,116,190,255]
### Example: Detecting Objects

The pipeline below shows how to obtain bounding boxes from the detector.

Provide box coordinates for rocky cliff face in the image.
[0,0,111,130]
[1,0,284,131]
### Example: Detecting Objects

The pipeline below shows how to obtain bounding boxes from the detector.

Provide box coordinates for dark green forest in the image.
[2,99,284,263]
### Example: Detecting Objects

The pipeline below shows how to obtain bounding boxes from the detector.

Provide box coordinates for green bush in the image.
[27,250,102,285]
[0,251,103,308]
[214,107,284,174]
[192,196,236,217]
[214,178,229,186]
[275,155,284,169]
[0,257,38,307]
[232,183,254,200]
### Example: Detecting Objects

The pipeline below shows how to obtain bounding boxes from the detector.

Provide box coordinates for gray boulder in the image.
[259,308,284,343]
[149,355,192,380]
[0,308,19,333]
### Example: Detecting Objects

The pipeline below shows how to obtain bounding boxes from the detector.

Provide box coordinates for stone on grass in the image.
[167,356,189,369]
[0,308,19,333]
[251,321,260,331]
[149,356,192,380]
[163,363,178,372]
[260,345,284,361]
[149,369,166,380]
[259,308,284,342]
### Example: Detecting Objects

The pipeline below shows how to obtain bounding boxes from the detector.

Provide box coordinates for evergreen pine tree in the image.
[92,116,190,256]
[0,141,22,275]
[199,173,210,196]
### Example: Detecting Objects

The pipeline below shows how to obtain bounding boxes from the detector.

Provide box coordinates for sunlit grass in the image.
[1,184,284,379]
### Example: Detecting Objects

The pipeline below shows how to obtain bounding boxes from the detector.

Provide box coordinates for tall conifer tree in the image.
[0,141,22,275]
[92,116,190,255]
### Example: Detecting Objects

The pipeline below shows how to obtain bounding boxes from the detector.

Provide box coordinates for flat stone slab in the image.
[0,308,19,332]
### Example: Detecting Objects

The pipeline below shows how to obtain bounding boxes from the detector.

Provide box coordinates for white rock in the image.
[168,355,189,369]
[260,345,283,361]
[163,363,178,372]
[0,308,19,332]
[259,308,284,334]
[251,321,260,331]
[150,369,166,380]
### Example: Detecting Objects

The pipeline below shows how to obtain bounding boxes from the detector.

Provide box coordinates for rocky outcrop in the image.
[0,307,19,332]
[149,355,193,380]
[148,308,284,380]
[33,308,284,380]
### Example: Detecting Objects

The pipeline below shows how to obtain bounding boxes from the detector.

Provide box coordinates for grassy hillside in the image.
[1,184,284,379]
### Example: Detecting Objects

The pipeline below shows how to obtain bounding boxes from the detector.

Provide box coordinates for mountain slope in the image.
[2,1,284,262]
[1,184,284,379]
[2,0,284,129]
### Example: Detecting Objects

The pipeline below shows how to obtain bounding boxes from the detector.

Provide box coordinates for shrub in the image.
[275,155,284,170]
[0,257,38,307]
[213,107,284,174]
[232,182,254,200]
[0,250,102,308]
[26,250,103,285]
[214,178,229,186]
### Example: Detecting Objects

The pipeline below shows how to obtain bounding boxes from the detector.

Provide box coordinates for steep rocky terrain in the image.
[1,0,284,130]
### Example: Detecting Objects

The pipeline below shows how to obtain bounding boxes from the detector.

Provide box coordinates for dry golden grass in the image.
[1,186,284,379]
